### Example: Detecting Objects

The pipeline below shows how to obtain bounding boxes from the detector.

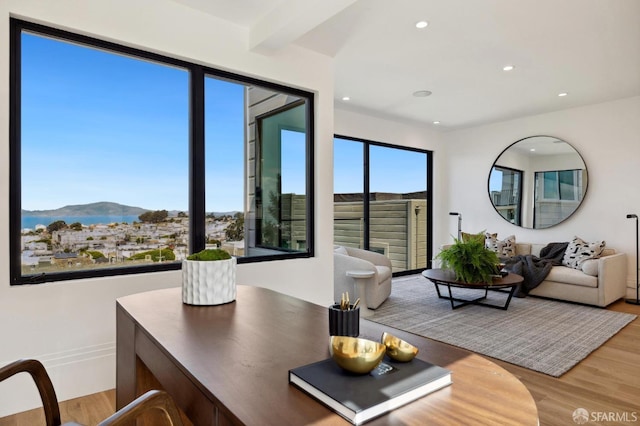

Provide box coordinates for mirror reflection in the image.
[488,136,588,229]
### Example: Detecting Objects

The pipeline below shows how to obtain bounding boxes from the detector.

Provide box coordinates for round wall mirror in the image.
[488,136,588,229]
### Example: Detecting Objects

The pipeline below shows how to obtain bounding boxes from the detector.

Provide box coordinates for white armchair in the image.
[333,245,392,309]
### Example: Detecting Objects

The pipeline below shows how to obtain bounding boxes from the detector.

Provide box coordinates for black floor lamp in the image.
[627,214,640,305]
[449,212,462,240]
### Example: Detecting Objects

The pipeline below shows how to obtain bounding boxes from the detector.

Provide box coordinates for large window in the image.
[333,136,432,274]
[488,166,523,225]
[10,19,314,285]
[534,169,584,228]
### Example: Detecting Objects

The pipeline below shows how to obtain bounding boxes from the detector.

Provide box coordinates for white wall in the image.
[0,0,335,416]
[441,96,640,298]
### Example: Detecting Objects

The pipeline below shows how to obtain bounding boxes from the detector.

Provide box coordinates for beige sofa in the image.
[333,245,392,309]
[507,243,627,307]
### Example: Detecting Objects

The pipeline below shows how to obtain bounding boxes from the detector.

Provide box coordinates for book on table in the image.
[288,356,452,425]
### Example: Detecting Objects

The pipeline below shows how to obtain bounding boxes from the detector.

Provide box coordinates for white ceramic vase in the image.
[182,257,237,305]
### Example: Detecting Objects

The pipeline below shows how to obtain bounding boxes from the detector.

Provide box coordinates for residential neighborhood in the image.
[20,213,243,273]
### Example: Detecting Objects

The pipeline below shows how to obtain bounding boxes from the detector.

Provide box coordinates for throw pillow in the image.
[461,231,484,244]
[485,233,516,257]
[562,236,606,270]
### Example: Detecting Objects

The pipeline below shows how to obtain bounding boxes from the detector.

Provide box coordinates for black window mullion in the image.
[190,67,206,255]
[426,152,434,269]
[363,143,370,250]
[306,100,315,257]
[9,20,23,285]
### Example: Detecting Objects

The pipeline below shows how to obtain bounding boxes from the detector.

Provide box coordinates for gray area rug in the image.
[369,275,637,377]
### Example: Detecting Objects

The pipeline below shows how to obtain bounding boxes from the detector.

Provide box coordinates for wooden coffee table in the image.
[422,268,523,310]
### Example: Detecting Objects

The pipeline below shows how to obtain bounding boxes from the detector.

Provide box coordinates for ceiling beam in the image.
[249,0,357,54]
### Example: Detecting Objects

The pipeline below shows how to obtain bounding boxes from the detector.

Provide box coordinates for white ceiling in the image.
[172,0,640,130]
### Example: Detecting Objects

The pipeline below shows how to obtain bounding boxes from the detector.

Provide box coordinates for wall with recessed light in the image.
[0,0,336,417]
[441,96,640,297]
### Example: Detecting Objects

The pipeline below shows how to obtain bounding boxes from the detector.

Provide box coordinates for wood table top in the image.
[117,285,538,425]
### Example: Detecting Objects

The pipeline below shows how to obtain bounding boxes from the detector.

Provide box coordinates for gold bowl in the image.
[381,332,419,362]
[329,336,386,374]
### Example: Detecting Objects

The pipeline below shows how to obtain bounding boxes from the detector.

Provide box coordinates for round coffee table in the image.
[422,268,523,310]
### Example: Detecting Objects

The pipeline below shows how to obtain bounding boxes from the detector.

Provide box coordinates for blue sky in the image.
[22,32,191,211]
[334,138,427,194]
[21,32,426,213]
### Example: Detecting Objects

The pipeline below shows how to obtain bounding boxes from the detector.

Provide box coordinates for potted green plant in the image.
[182,248,236,305]
[435,236,500,284]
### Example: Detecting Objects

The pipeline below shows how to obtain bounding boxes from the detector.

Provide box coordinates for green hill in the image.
[22,202,149,217]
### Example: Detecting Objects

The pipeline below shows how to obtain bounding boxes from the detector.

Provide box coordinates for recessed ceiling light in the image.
[503,65,515,71]
[415,21,428,29]
[413,90,432,97]
[433,121,440,125]
[342,96,350,101]
[558,92,568,97]
[530,148,536,152]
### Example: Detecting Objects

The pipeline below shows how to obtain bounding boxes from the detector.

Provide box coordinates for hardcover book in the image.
[289,356,452,425]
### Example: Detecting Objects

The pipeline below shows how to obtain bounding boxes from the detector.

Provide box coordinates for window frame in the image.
[535,169,582,202]
[333,134,433,276]
[9,18,315,285]
[489,165,523,226]
[255,100,309,252]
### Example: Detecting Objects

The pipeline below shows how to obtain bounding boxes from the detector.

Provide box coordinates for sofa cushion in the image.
[485,233,516,257]
[581,259,599,277]
[546,265,598,288]
[515,243,532,256]
[601,248,616,256]
[562,236,605,269]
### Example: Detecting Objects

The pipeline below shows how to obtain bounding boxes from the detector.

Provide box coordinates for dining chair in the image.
[0,359,184,426]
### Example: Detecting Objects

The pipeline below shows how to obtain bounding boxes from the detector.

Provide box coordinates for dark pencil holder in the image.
[328,304,360,337]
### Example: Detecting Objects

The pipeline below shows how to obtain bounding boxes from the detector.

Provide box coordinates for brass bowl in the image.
[329,336,386,374]
[381,332,419,362]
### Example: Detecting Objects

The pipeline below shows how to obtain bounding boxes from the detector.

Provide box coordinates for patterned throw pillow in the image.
[461,231,484,244]
[485,233,516,257]
[562,236,606,269]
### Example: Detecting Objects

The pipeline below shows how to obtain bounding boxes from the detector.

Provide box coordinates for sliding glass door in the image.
[333,136,432,275]
[333,139,365,249]
[369,145,428,272]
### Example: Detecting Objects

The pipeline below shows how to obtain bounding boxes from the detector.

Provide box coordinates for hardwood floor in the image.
[493,298,640,426]
[1,300,638,426]
[0,389,115,426]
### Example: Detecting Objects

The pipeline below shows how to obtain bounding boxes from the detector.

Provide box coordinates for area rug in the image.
[368,275,637,377]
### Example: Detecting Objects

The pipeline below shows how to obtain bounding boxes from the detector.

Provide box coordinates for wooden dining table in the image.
[116,285,538,425]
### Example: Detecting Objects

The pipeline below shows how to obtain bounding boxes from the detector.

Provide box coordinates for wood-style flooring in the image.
[0,389,115,426]
[1,300,638,426]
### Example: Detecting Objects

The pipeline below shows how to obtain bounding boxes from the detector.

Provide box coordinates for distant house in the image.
[54,252,78,259]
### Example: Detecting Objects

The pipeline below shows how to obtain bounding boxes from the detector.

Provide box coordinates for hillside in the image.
[22,202,149,216]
